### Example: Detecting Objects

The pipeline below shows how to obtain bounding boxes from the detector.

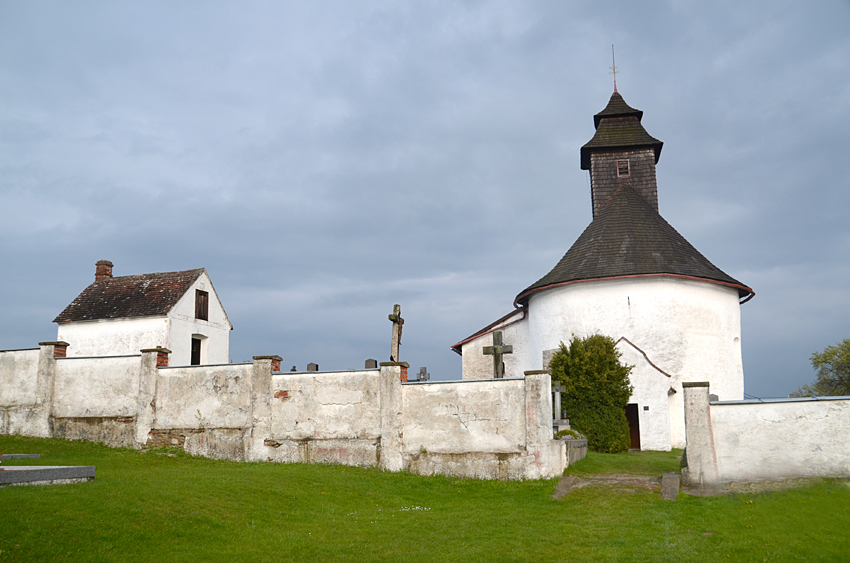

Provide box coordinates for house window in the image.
[191,337,202,366]
[195,290,209,321]
[617,159,630,178]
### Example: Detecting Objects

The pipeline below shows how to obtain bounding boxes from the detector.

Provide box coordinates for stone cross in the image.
[417,367,430,382]
[483,330,512,379]
[388,304,404,362]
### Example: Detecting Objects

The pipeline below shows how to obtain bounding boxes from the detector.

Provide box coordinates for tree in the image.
[549,334,633,453]
[792,339,850,397]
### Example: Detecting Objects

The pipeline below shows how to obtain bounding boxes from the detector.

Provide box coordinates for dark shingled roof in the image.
[581,92,663,170]
[515,185,753,306]
[54,269,205,323]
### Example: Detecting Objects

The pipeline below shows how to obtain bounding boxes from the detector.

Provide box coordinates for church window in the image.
[617,159,630,178]
[195,290,209,321]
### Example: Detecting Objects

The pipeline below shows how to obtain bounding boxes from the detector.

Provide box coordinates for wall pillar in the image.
[523,370,566,478]
[33,341,68,437]
[682,382,720,487]
[137,347,170,445]
[378,362,406,472]
[248,355,282,461]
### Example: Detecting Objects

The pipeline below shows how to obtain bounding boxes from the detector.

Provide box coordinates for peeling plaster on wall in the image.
[156,364,253,429]
[0,352,566,480]
[53,356,140,418]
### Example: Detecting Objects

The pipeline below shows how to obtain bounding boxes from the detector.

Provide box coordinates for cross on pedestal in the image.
[483,330,513,379]
[388,304,404,362]
[552,382,565,421]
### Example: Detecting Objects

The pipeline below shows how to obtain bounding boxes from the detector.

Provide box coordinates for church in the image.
[453,90,754,451]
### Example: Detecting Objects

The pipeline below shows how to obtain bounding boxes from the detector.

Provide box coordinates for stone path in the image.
[553,473,681,500]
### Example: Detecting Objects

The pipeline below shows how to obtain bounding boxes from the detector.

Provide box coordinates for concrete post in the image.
[378,362,407,472]
[136,347,170,445]
[524,370,566,478]
[682,382,720,488]
[248,355,282,461]
[34,341,68,437]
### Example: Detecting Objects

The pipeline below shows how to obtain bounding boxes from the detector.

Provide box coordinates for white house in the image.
[54,260,232,366]
[453,90,754,451]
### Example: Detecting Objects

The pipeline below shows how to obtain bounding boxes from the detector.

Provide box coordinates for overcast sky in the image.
[1,1,848,397]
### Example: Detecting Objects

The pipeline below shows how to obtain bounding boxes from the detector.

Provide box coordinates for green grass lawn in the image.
[2,436,849,562]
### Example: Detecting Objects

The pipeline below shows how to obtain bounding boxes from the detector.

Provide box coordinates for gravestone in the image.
[661,473,680,500]
[307,363,318,372]
[365,358,378,369]
[0,454,96,488]
[416,367,430,381]
[483,330,512,379]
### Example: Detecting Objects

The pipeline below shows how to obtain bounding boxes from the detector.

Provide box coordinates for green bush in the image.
[550,334,633,453]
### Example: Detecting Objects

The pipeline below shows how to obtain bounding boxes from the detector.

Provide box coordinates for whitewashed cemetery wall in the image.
[0,344,566,480]
[682,382,850,487]
[0,348,42,435]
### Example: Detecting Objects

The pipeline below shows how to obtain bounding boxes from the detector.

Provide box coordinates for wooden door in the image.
[625,403,641,450]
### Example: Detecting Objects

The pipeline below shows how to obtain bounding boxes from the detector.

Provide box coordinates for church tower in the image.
[455,88,755,451]
[580,92,663,218]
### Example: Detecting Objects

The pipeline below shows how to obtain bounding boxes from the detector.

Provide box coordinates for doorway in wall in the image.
[625,403,641,450]
[191,338,202,365]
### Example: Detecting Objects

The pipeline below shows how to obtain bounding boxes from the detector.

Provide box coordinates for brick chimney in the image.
[95,260,113,282]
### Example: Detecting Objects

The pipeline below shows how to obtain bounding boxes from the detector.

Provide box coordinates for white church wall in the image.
[527,277,744,450]
[683,383,850,486]
[402,379,527,454]
[156,363,253,429]
[52,355,140,418]
[166,271,231,366]
[617,343,673,451]
[57,317,169,359]
[460,313,531,380]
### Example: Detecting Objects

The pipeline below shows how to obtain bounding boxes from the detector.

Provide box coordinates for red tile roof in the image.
[54,269,205,323]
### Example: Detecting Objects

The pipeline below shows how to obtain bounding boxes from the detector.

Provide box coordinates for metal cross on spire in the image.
[609,44,618,92]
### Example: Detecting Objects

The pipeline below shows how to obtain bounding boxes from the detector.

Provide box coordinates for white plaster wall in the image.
[402,380,526,454]
[58,317,169,358]
[0,349,40,406]
[166,271,231,366]
[709,399,850,482]
[617,343,673,451]
[52,356,140,418]
[270,371,381,440]
[156,364,252,429]
[461,313,531,380]
[527,277,744,450]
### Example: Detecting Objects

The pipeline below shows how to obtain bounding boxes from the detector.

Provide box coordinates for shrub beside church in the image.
[550,335,633,453]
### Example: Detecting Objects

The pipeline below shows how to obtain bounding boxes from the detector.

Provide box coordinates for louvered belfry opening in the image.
[195,290,209,321]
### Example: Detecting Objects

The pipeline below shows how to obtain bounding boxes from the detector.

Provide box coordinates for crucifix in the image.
[417,367,430,382]
[388,304,404,362]
[483,330,512,379]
